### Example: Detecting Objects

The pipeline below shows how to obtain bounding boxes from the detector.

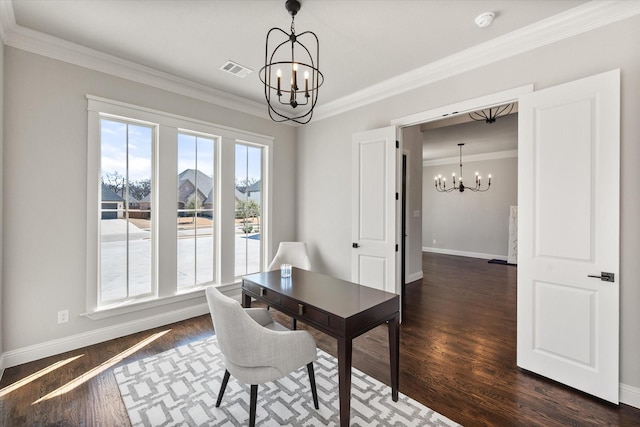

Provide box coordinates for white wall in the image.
[296,16,640,396]
[423,156,517,258]
[0,34,5,375]
[2,47,296,361]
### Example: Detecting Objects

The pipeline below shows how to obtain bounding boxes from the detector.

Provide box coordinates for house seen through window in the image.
[177,133,216,290]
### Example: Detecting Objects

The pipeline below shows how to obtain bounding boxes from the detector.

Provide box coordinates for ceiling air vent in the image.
[220,60,252,78]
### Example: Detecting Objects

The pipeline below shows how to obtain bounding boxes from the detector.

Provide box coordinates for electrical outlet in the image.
[433,239,437,245]
[57,309,69,324]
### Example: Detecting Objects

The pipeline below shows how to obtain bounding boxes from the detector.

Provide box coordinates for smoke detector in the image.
[475,12,495,28]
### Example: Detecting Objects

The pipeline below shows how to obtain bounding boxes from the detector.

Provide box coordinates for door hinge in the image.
[395,244,399,252]
[396,140,399,148]
[396,192,399,200]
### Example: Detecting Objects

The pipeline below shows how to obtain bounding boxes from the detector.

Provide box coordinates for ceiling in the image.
[421,109,518,161]
[9,0,589,112]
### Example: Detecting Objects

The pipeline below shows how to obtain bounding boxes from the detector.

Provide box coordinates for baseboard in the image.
[1,303,210,369]
[406,271,423,283]
[422,247,508,261]
[0,354,5,382]
[620,382,640,409]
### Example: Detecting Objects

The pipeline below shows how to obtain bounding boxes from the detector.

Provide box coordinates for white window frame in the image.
[85,95,273,319]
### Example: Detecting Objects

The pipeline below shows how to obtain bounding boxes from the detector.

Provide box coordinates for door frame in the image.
[390,85,533,128]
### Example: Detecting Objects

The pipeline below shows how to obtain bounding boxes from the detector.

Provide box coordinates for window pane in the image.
[235,144,262,277]
[100,119,153,303]
[177,133,216,289]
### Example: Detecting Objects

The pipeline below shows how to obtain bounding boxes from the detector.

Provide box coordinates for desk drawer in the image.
[243,282,281,305]
[282,297,329,326]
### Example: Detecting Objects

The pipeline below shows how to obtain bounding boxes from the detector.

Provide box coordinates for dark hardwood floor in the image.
[1,252,639,426]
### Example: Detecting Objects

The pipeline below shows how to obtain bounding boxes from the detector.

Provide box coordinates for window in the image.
[99,118,154,303]
[87,96,272,316]
[177,133,216,290]
[235,143,263,277]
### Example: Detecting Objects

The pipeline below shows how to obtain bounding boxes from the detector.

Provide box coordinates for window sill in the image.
[81,282,241,320]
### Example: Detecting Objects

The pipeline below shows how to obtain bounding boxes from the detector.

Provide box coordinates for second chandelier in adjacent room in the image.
[435,143,492,193]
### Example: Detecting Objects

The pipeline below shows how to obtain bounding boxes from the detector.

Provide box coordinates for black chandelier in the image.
[435,143,491,193]
[259,0,324,124]
[469,103,514,124]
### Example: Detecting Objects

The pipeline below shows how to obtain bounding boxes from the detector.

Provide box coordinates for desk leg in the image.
[337,337,352,427]
[242,291,252,308]
[389,314,400,401]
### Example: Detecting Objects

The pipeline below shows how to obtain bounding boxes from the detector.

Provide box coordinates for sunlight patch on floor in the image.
[32,329,171,404]
[0,354,84,398]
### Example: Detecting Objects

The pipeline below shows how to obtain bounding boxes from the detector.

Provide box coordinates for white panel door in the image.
[351,127,398,293]
[517,69,620,403]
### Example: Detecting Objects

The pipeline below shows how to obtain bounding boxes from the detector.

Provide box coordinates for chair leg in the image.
[249,384,258,427]
[216,370,231,407]
[307,362,319,410]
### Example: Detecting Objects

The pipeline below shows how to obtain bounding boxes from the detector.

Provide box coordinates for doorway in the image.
[393,72,621,403]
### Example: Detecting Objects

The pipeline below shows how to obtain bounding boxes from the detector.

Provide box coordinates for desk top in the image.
[242,268,399,319]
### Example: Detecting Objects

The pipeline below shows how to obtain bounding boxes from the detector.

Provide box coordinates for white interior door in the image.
[351,126,398,293]
[517,69,620,403]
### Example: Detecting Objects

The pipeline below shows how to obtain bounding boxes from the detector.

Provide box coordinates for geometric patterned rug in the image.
[114,336,461,426]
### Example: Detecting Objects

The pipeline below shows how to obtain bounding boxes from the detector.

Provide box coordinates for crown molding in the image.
[313,0,640,122]
[0,0,14,43]
[423,150,518,167]
[0,0,271,122]
[1,1,639,124]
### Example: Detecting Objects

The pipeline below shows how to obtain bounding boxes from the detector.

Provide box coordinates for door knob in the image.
[352,243,360,248]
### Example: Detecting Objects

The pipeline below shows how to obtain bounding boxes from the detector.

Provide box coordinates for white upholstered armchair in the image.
[205,286,319,426]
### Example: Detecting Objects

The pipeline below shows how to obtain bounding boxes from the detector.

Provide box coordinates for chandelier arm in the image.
[469,111,488,122]
[260,28,292,89]
[496,103,514,117]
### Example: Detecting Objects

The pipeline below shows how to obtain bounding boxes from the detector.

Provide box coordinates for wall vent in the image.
[220,60,252,78]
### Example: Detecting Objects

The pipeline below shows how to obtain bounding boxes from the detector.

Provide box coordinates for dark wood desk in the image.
[242,268,400,427]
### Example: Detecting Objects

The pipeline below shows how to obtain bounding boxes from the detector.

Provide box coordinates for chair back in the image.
[267,241,311,271]
[205,286,269,367]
